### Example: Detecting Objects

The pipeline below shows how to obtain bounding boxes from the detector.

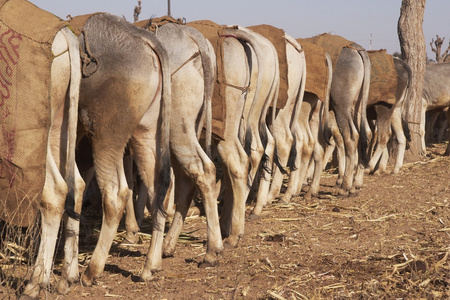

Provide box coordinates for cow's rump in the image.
[187,20,252,140]
[367,49,398,105]
[303,33,357,72]
[297,39,330,102]
[247,24,289,109]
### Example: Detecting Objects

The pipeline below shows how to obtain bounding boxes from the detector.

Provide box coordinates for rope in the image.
[79,29,98,77]
[171,51,201,77]
[51,48,68,59]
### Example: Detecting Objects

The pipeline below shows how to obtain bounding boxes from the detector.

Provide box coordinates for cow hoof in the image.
[304,192,315,200]
[120,237,138,246]
[223,237,239,248]
[137,274,158,282]
[199,259,219,268]
[247,213,260,221]
[349,187,359,196]
[56,279,70,295]
[139,267,161,282]
[337,189,349,198]
[278,195,291,204]
[80,273,95,287]
[162,251,174,258]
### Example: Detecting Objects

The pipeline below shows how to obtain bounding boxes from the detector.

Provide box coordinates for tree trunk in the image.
[397,0,427,161]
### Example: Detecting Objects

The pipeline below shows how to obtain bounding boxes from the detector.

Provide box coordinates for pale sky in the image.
[31,0,449,60]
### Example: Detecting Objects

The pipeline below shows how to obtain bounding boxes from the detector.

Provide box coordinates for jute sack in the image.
[187,20,246,140]
[297,39,330,102]
[367,50,398,106]
[303,33,358,73]
[247,24,289,109]
[0,0,67,227]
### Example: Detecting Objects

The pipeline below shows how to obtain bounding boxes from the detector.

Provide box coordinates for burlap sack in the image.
[0,0,67,227]
[297,39,329,102]
[66,13,102,36]
[187,20,241,140]
[247,25,289,109]
[303,33,355,73]
[367,50,398,106]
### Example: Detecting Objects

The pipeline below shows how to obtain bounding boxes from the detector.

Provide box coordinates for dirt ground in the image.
[1,143,450,299]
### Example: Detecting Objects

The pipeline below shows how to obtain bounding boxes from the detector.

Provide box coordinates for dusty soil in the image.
[1,143,449,299]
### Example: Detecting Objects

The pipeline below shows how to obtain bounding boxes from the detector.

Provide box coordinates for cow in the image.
[293,41,333,200]
[186,21,275,248]
[0,1,83,298]
[21,27,83,300]
[304,33,371,197]
[124,21,279,254]
[366,54,412,174]
[64,13,173,288]
[420,62,450,155]
[126,18,224,280]
[249,28,307,213]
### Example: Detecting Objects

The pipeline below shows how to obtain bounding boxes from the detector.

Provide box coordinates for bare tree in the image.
[398,0,427,160]
[430,35,450,62]
[134,0,142,23]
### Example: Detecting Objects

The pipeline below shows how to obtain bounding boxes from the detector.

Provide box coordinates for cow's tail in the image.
[357,50,370,166]
[322,53,333,145]
[400,59,413,143]
[62,27,82,221]
[224,27,265,187]
[223,27,264,159]
[140,34,172,215]
[286,37,306,172]
[188,27,214,157]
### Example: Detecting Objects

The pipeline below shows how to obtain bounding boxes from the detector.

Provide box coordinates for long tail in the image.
[223,26,264,158]
[322,53,333,145]
[399,58,413,143]
[286,37,306,172]
[140,34,172,215]
[62,27,82,221]
[187,26,215,157]
[357,50,371,166]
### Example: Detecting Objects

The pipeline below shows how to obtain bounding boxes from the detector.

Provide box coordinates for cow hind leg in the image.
[368,104,393,174]
[81,151,130,287]
[338,117,359,196]
[163,161,196,257]
[57,166,84,295]
[21,149,68,299]
[219,139,249,248]
[250,125,275,218]
[163,144,223,266]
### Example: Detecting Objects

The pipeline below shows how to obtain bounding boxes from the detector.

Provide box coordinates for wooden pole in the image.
[168,0,171,16]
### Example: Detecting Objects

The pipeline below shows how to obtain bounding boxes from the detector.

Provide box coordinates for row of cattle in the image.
[1,1,449,298]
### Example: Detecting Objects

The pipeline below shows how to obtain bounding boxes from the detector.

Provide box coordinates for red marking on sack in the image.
[0,25,21,187]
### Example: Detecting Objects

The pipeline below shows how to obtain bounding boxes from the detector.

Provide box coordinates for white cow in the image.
[185,21,271,248]
[66,13,173,288]
[129,19,224,280]
[12,21,84,300]
[251,31,306,213]
[304,34,371,197]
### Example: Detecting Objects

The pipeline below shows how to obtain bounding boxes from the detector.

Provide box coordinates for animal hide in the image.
[0,0,67,227]
[297,39,330,102]
[187,20,239,140]
[247,24,289,109]
[303,33,356,73]
[367,50,398,106]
